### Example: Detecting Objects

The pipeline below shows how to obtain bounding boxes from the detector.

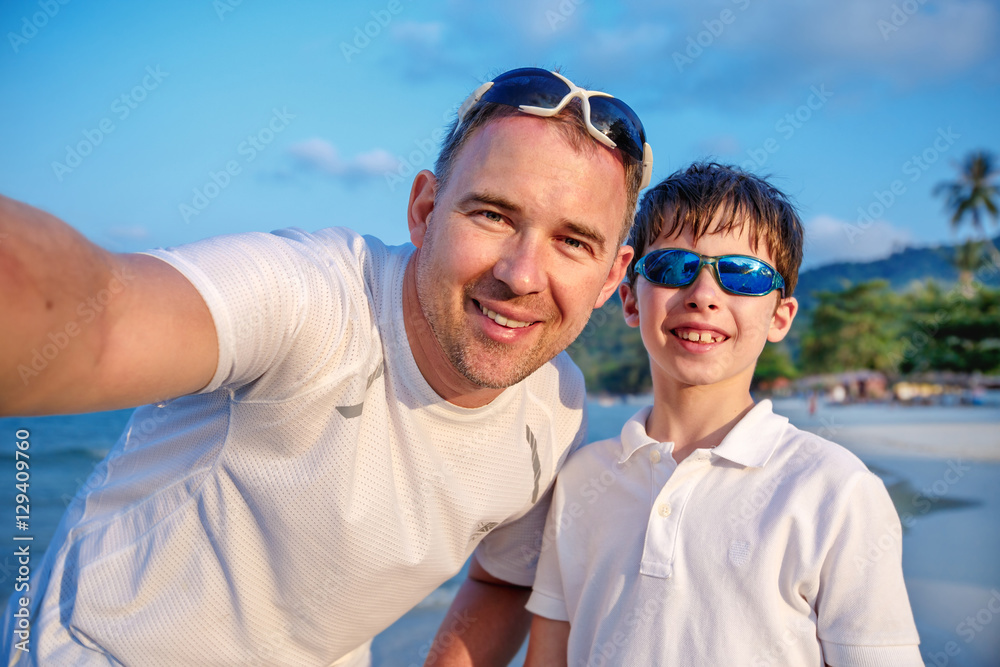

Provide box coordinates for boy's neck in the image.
[645,381,756,464]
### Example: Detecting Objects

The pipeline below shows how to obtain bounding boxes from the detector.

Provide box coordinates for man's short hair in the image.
[625,162,804,296]
[434,100,644,245]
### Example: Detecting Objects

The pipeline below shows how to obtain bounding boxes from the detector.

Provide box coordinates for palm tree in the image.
[934,150,1000,267]
[952,239,986,295]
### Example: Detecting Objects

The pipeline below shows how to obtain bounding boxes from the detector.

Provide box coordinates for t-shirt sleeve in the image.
[141,228,368,399]
[474,406,587,589]
[816,470,922,665]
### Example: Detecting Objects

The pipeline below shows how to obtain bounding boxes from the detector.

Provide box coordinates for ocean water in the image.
[2,397,998,666]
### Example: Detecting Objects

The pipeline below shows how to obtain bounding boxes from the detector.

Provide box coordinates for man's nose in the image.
[492,234,547,295]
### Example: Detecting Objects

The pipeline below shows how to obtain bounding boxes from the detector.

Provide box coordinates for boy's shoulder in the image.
[769,411,872,478]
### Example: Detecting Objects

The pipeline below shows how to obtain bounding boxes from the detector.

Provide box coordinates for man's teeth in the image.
[479,303,531,328]
[677,330,723,343]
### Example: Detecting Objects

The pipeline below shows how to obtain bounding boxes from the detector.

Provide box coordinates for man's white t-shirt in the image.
[5,227,585,666]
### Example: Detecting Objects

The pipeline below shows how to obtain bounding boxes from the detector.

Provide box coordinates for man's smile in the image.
[474,299,536,329]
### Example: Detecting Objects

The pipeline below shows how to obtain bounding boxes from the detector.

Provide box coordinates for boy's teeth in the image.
[479,303,530,328]
[678,330,722,343]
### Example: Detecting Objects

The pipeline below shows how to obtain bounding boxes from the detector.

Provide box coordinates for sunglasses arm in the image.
[455,81,495,132]
[640,143,654,190]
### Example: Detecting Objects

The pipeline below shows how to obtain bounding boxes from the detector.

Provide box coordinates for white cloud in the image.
[582,24,671,66]
[287,138,398,181]
[722,0,998,87]
[390,20,445,46]
[105,225,151,241]
[802,214,914,268]
[697,134,742,157]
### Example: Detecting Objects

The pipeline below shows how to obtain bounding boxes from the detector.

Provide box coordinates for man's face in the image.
[404,115,632,399]
[620,221,797,396]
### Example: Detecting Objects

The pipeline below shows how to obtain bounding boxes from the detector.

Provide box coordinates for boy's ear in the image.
[767,296,798,342]
[407,170,437,248]
[619,280,641,328]
[595,245,635,309]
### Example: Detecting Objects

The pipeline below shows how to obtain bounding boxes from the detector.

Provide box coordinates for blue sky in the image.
[2,0,998,268]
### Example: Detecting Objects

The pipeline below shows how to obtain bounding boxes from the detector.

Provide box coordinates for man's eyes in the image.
[473,211,592,255]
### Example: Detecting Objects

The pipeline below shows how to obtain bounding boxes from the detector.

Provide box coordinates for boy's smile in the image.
[621,221,797,396]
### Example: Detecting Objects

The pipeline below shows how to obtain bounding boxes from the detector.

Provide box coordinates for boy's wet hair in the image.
[625,162,804,296]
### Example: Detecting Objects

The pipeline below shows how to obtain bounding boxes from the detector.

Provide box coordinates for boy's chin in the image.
[660,365,756,394]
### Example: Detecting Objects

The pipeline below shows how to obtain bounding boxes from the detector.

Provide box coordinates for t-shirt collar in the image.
[618,399,788,468]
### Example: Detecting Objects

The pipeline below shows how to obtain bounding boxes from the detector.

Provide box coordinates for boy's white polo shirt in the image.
[527,400,922,666]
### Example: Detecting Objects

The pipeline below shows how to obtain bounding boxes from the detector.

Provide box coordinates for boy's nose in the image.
[684,265,720,311]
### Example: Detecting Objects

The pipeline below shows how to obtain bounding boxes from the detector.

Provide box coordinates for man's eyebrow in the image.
[456,192,522,215]
[563,220,608,253]
[456,191,610,254]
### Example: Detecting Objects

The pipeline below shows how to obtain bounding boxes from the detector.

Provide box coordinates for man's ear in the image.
[767,296,798,342]
[619,279,641,328]
[407,170,437,248]
[594,245,635,309]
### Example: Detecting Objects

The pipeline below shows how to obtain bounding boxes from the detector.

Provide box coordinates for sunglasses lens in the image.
[644,250,699,286]
[717,257,775,295]
[589,96,645,162]
[484,68,570,110]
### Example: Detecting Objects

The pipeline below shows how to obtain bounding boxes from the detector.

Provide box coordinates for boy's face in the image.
[620,219,798,395]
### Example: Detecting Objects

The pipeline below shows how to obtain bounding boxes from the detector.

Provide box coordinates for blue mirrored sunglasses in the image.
[456,67,654,189]
[635,248,787,297]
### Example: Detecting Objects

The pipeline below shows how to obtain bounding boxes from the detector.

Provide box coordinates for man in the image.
[0,68,652,666]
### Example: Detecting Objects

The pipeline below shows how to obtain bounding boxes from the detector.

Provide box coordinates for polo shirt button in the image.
[657,503,672,518]
[649,450,661,464]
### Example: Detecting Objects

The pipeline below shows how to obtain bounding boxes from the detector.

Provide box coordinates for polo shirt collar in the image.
[617,400,788,468]
[712,399,788,468]
[618,405,656,464]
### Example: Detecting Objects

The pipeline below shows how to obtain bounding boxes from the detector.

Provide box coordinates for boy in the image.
[524,163,921,666]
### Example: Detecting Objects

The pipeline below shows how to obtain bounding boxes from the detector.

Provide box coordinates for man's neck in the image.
[401,254,504,409]
[645,380,755,463]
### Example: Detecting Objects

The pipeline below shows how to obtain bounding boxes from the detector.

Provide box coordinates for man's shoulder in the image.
[557,429,624,481]
[522,351,586,407]
[276,226,396,265]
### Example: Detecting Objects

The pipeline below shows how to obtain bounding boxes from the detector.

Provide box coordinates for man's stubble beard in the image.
[415,261,588,390]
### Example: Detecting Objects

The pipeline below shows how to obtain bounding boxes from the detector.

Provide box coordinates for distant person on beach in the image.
[524,163,921,666]
[0,67,652,666]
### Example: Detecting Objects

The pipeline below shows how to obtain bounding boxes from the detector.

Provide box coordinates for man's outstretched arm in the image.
[0,194,217,416]
[424,555,533,666]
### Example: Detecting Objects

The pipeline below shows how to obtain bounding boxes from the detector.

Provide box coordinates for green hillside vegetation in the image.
[794,234,1000,312]
[567,237,1000,395]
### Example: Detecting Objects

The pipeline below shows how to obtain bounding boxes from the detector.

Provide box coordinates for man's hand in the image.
[524,616,568,667]
[424,555,532,666]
